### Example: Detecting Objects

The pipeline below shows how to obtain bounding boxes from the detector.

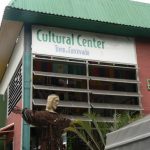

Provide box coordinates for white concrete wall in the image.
[0,29,24,94]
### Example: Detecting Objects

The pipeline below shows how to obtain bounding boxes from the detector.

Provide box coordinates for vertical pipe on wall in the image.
[86,60,90,114]
[22,24,31,150]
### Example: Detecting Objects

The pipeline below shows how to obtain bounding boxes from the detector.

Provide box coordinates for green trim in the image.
[7,0,150,29]
[22,25,32,150]
[22,123,30,150]
[4,7,150,38]
[0,94,7,150]
[0,141,4,150]
[0,95,7,128]
[23,52,31,108]
[22,52,31,150]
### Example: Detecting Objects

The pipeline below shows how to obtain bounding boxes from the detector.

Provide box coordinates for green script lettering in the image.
[37,29,42,41]
[36,29,105,49]
[77,35,82,46]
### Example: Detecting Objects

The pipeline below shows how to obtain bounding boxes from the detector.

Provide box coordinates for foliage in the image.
[66,113,108,150]
[67,135,74,150]
[112,112,142,131]
[66,112,142,150]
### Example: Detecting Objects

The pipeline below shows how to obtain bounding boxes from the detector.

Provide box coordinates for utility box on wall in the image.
[147,79,150,90]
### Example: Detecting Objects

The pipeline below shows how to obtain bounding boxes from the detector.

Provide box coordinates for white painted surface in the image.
[0,30,24,94]
[32,26,137,64]
[0,1,9,25]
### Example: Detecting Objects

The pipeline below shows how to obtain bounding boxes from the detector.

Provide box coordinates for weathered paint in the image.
[136,38,150,114]
[7,100,22,150]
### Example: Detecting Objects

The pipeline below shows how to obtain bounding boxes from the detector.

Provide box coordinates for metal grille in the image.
[8,63,22,115]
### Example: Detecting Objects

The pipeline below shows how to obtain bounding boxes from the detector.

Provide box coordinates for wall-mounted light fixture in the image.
[147,79,150,90]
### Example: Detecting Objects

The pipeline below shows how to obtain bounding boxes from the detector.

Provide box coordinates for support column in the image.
[22,24,32,150]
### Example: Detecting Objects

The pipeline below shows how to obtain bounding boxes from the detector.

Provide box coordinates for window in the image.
[32,55,141,121]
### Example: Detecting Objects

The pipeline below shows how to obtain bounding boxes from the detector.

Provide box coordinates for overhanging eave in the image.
[0,19,23,83]
[4,6,150,38]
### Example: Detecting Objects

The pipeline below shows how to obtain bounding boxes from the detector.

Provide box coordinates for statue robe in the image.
[22,108,71,150]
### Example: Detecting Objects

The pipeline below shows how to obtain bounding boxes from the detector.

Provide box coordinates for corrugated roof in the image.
[7,0,150,28]
[1,0,150,85]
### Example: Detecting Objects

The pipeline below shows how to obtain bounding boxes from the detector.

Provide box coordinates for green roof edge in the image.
[3,6,150,38]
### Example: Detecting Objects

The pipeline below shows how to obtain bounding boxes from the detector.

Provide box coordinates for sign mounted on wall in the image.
[32,26,137,64]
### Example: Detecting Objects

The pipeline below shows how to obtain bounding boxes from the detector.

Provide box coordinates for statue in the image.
[13,94,71,150]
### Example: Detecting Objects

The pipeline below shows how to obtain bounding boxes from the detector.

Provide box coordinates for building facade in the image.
[0,0,150,149]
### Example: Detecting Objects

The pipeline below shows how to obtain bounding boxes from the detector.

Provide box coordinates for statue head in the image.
[46,94,60,112]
